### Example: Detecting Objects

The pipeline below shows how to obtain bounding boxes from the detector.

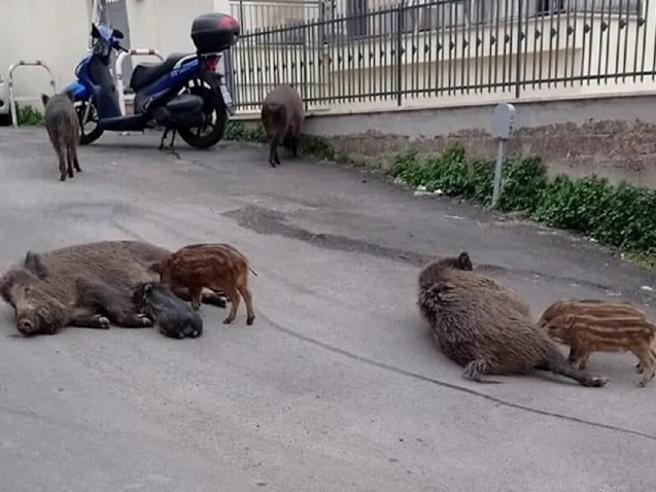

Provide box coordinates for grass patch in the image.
[225,120,339,162]
[390,144,656,262]
[17,104,44,126]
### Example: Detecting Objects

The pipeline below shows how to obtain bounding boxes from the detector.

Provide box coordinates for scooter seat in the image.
[130,53,190,90]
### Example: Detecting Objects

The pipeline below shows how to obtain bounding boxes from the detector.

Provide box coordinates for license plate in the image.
[219,82,235,116]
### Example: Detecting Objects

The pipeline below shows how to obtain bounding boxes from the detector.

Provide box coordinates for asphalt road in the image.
[0,128,655,492]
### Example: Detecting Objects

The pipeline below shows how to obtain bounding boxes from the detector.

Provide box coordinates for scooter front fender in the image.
[62,80,92,101]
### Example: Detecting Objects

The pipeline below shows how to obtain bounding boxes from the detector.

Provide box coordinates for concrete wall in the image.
[302,93,656,188]
[0,0,91,110]
[125,0,215,57]
[0,0,225,106]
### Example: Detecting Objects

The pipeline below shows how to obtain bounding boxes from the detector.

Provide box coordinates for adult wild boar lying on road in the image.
[0,241,226,337]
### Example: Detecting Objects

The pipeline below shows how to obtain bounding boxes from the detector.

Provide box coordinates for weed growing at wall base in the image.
[16,104,44,126]
[225,120,338,161]
[390,144,656,260]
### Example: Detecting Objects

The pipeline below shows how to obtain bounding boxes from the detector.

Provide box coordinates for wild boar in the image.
[0,241,226,337]
[261,84,304,167]
[418,252,607,387]
[133,282,203,339]
[152,243,256,325]
[538,299,656,387]
[42,92,81,181]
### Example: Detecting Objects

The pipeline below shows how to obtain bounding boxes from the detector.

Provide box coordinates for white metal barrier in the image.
[115,48,163,115]
[8,60,56,127]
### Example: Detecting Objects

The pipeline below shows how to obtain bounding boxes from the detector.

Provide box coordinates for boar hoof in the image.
[588,376,608,388]
[98,316,110,329]
[223,317,234,325]
[246,316,255,326]
[60,174,66,182]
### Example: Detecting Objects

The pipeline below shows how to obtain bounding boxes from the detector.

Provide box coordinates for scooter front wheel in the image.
[75,100,103,145]
[177,77,227,149]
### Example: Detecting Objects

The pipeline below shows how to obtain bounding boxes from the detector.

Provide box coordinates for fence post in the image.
[396,0,404,106]
[515,0,523,99]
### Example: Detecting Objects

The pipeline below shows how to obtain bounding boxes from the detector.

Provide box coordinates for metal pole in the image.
[515,0,523,99]
[492,138,505,208]
[396,0,404,107]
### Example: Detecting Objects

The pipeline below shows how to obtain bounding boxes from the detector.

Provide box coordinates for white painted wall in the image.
[125,0,215,56]
[0,0,231,106]
[0,0,91,108]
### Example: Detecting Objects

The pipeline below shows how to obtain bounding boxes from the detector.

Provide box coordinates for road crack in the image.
[265,316,656,443]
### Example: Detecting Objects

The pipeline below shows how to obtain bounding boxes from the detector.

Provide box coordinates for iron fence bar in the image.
[396,0,403,106]
[229,0,656,112]
[569,0,578,87]
[641,0,650,81]
[515,0,523,98]
[565,0,572,87]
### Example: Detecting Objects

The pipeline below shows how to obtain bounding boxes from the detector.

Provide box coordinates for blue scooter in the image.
[63,13,240,149]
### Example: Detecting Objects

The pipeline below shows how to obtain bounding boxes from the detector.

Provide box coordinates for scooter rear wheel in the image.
[177,77,227,149]
[75,100,103,145]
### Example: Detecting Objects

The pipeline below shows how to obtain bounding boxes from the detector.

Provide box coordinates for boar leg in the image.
[237,284,255,325]
[171,286,226,309]
[632,345,655,387]
[573,350,592,370]
[223,286,240,324]
[189,286,203,310]
[69,308,110,329]
[269,135,281,167]
[290,136,299,157]
[71,144,81,172]
[80,280,151,328]
[57,141,68,181]
[537,350,607,387]
[67,151,75,178]
[462,359,502,384]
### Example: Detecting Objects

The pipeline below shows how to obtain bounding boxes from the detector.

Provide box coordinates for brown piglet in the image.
[538,299,656,387]
[152,244,256,325]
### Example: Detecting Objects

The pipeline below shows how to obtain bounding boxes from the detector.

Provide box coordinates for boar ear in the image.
[24,252,48,279]
[0,271,16,305]
[41,94,50,107]
[458,252,472,270]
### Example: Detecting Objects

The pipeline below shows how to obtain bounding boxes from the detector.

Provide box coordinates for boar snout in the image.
[17,318,35,336]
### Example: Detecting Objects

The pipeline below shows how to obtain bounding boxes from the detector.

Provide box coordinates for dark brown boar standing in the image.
[42,92,81,182]
[261,84,304,167]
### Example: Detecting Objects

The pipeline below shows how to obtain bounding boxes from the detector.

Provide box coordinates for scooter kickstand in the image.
[158,127,170,151]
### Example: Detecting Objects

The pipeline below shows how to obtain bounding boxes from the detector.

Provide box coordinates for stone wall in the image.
[300,94,656,187]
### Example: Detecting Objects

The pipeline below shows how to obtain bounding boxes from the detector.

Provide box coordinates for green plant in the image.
[301,135,337,161]
[224,120,267,143]
[389,145,656,262]
[17,104,44,126]
[496,157,548,213]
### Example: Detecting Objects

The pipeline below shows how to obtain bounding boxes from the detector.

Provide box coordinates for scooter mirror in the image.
[113,29,124,39]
